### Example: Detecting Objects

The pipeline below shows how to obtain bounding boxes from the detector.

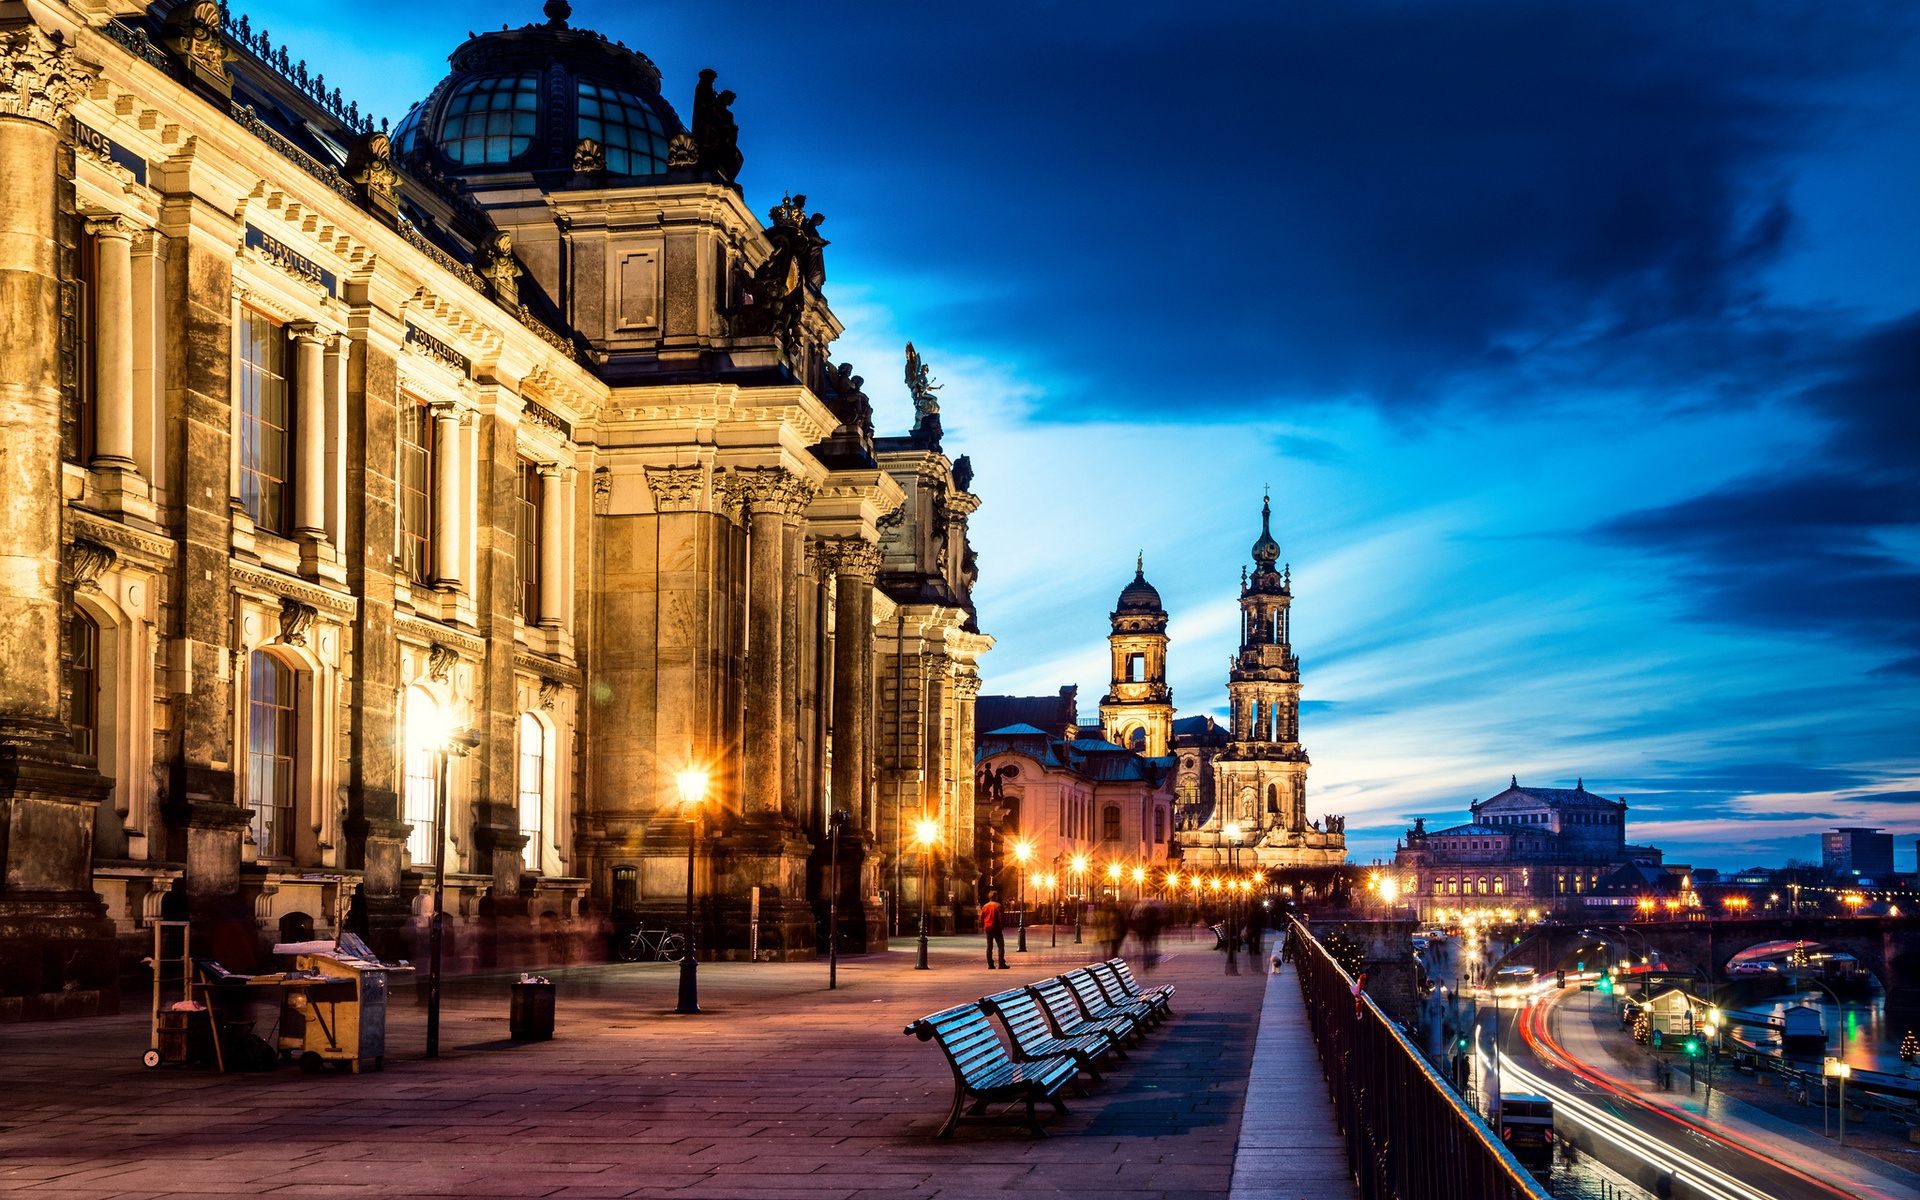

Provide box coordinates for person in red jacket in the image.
[981,892,1007,969]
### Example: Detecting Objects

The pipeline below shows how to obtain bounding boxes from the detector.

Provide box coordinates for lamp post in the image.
[1070,855,1089,944]
[1045,873,1059,947]
[1222,823,1242,970]
[828,810,848,989]
[424,718,478,1060]
[1010,838,1033,952]
[674,770,708,1014]
[914,818,938,970]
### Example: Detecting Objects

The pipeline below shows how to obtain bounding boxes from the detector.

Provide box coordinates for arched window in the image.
[1103,806,1121,841]
[1266,783,1278,813]
[1493,876,1505,895]
[1432,879,1443,896]
[1477,876,1488,894]
[1128,725,1146,752]
[403,689,441,865]
[518,712,545,872]
[71,609,100,757]
[247,651,297,858]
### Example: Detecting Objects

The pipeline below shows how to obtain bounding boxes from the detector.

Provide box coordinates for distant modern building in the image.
[1823,828,1895,880]
[1393,778,1663,917]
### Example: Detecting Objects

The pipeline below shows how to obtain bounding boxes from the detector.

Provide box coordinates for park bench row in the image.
[902,958,1176,1138]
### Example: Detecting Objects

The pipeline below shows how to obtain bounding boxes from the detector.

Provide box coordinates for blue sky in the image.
[249,0,1920,869]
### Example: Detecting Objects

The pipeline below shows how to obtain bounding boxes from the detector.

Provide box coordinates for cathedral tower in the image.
[1202,494,1345,869]
[1099,556,1174,757]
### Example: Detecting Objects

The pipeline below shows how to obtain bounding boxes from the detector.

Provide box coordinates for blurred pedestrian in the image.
[981,891,1007,969]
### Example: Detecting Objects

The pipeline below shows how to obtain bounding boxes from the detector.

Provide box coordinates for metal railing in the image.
[1289,918,1551,1200]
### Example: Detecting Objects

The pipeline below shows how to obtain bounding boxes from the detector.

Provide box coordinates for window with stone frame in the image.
[247,651,298,858]
[1103,805,1121,841]
[515,458,541,619]
[403,689,440,865]
[237,309,295,535]
[396,397,434,582]
[1153,807,1165,843]
[71,608,99,757]
[75,230,98,464]
[517,712,544,872]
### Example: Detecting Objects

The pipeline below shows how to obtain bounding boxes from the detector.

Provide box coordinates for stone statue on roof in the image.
[905,342,940,418]
[691,68,743,180]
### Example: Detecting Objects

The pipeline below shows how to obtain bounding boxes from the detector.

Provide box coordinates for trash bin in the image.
[510,977,555,1041]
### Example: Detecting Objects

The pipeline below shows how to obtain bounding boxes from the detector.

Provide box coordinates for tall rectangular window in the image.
[76,231,98,464]
[247,651,297,858]
[517,713,544,872]
[515,458,541,619]
[71,609,99,757]
[404,693,440,865]
[238,311,293,535]
[397,400,434,581]
[1103,805,1121,841]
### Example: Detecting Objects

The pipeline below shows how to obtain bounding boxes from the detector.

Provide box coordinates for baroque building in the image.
[1391,778,1664,919]
[1184,496,1346,871]
[0,0,988,1019]
[1098,557,1173,757]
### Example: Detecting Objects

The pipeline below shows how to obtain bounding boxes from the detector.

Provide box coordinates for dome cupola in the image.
[390,0,684,182]
[1250,492,1281,573]
[1116,553,1165,614]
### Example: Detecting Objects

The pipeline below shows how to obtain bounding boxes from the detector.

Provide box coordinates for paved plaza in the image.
[0,932,1351,1199]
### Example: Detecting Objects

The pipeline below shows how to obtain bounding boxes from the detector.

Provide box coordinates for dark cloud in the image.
[1596,312,1920,673]
[1604,762,1875,793]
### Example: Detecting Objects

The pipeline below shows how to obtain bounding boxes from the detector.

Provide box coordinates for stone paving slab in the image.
[0,933,1299,1198]
[1229,963,1360,1200]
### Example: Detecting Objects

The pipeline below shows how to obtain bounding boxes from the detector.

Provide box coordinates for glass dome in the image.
[393,5,683,180]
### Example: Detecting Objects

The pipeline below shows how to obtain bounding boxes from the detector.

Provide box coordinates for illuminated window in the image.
[518,712,544,872]
[1447,878,1457,894]
[404,689,441,865]
[397,398,434,581]
[576,80,669,175]
[1433,879,1443,895]
[71,608,99,757]
[1126,652,1143,682]
[238,310,293,535]
[441,72,539,165]
[1494,877,1505,895]
[247,652,297,858]
[1477,877,1488,894]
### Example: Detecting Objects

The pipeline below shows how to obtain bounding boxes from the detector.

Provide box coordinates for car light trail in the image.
[1511,990,1886,1200]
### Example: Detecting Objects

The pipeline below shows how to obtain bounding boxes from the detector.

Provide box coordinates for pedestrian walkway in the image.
[1229,963,1360,1200]
[1554,993,1920,1200]
[0,934,1304,1199]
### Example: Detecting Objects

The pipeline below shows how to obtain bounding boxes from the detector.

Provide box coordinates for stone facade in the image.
[0,0,990,1015]
[1186,496,1345,872]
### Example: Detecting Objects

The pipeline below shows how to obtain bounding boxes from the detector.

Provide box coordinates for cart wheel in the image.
[142,1049,163,1069]
[299,1051,324,1074]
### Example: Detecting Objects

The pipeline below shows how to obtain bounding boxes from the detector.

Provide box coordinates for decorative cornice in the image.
[228,562,356,617]
[520,398,572,441]
[601,404,828,445]
[393,613,485,658]
[514,652,582,688]
[0,27,91,127]
[643,464,706,514]
[67,510,175,567]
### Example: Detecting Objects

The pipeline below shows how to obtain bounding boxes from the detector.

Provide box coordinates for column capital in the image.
[0,27,93,128]
[536,460,563,479]
[286,320,327,346]
[728,465,816,518]
[814,536,882,584]
[82,213,137,242]
[644,463,704,513]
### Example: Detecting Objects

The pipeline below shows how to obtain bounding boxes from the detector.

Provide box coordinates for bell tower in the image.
[1099,555,1174,757]
[1204,492,1344,868]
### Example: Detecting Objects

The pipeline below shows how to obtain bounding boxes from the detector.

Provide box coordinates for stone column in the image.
[737,468,792,818]
[85,215,136,469]
[430,402,461,588]
[289,323,326,540]
[0,26,117,1017]
[776,480,814,820]
[825,540,881,826]
[537,462,563,627]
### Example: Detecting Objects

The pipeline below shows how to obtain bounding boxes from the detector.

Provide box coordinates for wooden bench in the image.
[982,987,1118,1083]
[1097,958,1175,1019]
[1030,977,1136,1048]
[1063,968,1156,1031]
[904,1003,1079,1138]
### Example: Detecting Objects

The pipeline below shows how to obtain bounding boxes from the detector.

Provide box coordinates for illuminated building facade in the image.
[1393,778,1664,918]
[0,0,987,1018]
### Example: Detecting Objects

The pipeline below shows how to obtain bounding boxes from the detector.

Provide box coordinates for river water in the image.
[1724,991,1915,1074]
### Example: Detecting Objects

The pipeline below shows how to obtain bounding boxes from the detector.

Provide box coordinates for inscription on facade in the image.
[404,322,471,378]
[244,223,337,296]
[72,119,147,184]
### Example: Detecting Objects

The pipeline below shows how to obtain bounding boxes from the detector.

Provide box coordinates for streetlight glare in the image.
[674,770,709,808]
[1070,854,1090,873]
[1010,838,1033,863]
[914,818,940,847]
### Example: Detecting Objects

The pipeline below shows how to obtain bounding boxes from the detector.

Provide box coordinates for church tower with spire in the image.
[1099,555,1175,757]
[1199,494,1346,870]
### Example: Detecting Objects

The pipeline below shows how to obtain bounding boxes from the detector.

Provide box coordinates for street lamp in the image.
[1010,838,1034,952]
[1042,873,1059,947]
[1070,855,1090,944]
[1106,861,1123,902]
[1131,865,1147,905]
[914,818,939,970]
[419,709,478,1060]
[674,769,709,1014]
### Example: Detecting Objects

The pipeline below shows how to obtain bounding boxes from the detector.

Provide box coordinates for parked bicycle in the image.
[617,928,687,962]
